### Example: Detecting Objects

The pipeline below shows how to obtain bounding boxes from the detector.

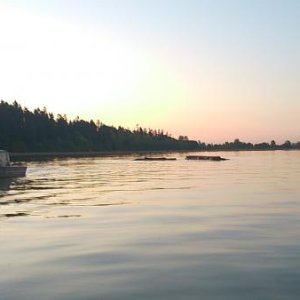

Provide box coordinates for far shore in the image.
[10,148,297,161]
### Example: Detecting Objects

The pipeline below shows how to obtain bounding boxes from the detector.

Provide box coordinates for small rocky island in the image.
[186,155,228,161]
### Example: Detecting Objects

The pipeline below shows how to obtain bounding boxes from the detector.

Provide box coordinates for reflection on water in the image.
[1,151,300,300]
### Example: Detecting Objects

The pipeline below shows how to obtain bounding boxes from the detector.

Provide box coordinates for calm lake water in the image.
[1,151,300,300]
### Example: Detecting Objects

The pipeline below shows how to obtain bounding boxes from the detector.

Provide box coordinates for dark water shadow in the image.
[0,178,14,192]
[0,212,30,218]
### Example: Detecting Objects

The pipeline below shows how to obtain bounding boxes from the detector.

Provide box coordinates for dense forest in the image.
[0,100,299,153]
[0,101,199,152]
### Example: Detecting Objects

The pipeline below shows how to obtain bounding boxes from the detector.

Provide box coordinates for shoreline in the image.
[10,148,298,161]
[10,150,198,160]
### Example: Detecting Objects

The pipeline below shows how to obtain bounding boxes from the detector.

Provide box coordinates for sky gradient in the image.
[0,0,299,143]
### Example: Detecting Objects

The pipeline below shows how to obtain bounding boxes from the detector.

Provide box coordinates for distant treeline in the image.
[0,100,299,153]
[0,101,198,152]
[201,138,300,151]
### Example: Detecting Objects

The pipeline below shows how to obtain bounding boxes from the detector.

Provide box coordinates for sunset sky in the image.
[0,0,299,143]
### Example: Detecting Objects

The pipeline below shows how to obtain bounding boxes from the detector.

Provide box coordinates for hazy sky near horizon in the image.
[0,0,299,143]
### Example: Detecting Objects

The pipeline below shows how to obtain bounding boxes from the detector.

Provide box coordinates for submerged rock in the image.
[134,157,177,161]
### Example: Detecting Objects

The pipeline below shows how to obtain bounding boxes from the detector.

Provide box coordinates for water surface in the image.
[1,151,300,299]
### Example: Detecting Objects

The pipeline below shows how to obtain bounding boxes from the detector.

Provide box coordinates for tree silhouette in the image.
[0,100,299,153]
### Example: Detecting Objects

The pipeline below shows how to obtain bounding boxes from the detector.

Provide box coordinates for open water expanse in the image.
[1,151,300,300]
